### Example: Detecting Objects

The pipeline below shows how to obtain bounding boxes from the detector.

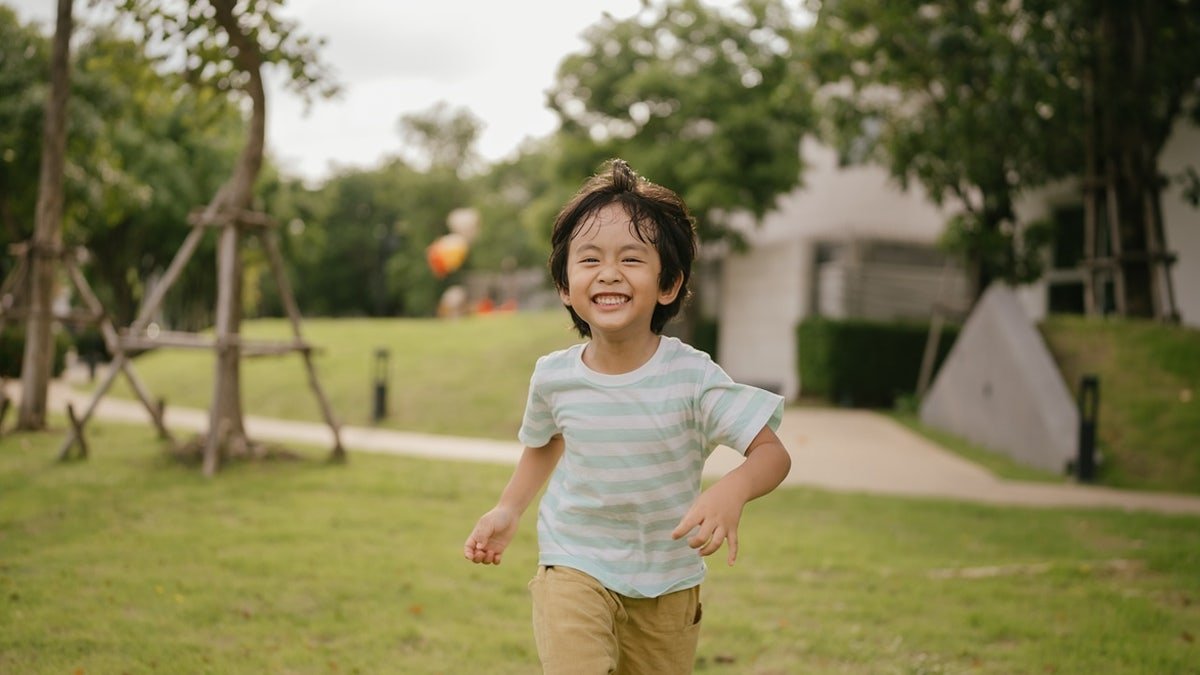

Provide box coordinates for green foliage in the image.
[0,11,249,328]
[807,0,1082,296]
[798,317,958,408]
[263,161,476,318]
[116,0,339,105]
[807,0,1200,309]
[3,425,1199,672]
[939,212,1057,287]
[547,0,815,242]
[0,6,47,265]
[66,28,246,328]
[1040,316,1200,494]
[0,326,70,378]
[689,316,719,359]
[71,326,107,362]
[398,101,484,175]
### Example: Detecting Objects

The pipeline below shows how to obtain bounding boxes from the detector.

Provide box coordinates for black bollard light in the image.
[372,348,389,423]
[1076,374,1099,482]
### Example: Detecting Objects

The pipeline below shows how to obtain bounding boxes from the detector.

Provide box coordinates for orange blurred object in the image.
[426,233,469,278]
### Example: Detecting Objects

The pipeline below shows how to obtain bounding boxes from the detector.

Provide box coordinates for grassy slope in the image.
[1039,316,1200,494]
[2,425,1198,674]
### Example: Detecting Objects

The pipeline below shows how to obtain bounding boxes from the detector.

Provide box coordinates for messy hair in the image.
[549,159,698,338]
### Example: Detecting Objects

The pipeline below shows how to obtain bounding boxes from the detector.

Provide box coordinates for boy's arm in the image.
[671,424,791,566]
[464,434,564,565]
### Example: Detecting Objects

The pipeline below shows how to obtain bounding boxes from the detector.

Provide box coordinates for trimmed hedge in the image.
[0,327,71,378]
[690,317,719,360]
[798,317,960,408]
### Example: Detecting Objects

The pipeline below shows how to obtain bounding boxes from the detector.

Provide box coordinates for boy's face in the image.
[559,203,681,340]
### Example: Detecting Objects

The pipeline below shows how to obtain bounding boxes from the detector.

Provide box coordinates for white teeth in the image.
[594,295,627,306]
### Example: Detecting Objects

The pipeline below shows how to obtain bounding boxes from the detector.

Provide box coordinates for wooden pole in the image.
[18,0,73,430]
[260,230,345,459]
[65,403,88,459]
[204,221,242,476]
[64,257,173,441]
[57,351,126,460]
[129,224,206,334]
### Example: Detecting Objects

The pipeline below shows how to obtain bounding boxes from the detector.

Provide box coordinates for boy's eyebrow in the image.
[573,242,652,254]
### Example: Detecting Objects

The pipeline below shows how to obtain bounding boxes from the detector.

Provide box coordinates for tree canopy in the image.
[547,0,816,242]
[806,0,1200,313]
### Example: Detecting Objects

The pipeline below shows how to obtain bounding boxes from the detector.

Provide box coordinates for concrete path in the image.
[12,381,1200,516]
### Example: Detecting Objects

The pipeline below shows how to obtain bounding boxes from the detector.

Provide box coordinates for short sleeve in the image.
[696,363,784,456]
[517,358,558,447]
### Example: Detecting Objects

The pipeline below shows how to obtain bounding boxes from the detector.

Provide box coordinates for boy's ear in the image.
[658,274,683,306]
[558,285,572,306]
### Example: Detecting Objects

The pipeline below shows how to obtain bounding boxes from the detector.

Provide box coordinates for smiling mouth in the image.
[592,293,630,306]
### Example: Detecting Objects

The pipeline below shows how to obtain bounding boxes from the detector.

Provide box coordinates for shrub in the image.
[798,318,959,408]
[72,326,109,363]
[0,327,71,378]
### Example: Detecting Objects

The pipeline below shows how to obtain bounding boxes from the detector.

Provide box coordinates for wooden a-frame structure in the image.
[0,240,172,451]
[57,204,345,469]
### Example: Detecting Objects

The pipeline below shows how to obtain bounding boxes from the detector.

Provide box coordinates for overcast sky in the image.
[4,0,663,183]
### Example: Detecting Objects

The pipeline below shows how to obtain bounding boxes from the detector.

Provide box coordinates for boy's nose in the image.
[597,264,622,283]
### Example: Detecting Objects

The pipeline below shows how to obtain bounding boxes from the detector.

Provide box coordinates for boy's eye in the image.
[622,258,643,264]
[580,257,599,264]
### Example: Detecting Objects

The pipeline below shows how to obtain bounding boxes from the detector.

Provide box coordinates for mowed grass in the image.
[1040,317,1200,494]
[99,311,581,440]
[2,424,1198,674]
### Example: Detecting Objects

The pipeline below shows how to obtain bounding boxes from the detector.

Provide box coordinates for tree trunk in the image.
[1094,1,1176,319]
[202,0,267,473]
[17,0,72,430]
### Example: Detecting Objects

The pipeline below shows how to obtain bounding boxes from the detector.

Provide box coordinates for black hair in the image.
[549,159,698,338]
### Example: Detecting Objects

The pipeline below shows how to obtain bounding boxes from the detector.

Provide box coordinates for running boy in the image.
[463,159,792,674]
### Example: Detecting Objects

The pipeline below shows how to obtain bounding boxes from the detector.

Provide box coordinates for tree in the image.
[1079,0,1199,319]
[547,0,815,244]
[806,0,1082,300]
[67,27,245,328]
[398,101,485,177]
[118,0,337,471]
[0,7,49,257]
[806,0,1200,315]
[18,0,74,431]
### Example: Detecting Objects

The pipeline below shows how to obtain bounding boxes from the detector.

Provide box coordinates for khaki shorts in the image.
[529,565,702,675]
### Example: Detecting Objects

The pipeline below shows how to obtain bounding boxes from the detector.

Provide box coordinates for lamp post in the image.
[372,348,389,423]
[1076,374,1099,482]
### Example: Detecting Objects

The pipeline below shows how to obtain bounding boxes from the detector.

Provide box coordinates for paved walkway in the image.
[11,381,1200,516]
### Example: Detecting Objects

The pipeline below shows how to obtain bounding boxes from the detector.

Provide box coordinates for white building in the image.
[714,122,1200,401]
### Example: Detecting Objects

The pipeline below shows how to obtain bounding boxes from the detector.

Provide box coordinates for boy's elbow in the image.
[776,443,793,478]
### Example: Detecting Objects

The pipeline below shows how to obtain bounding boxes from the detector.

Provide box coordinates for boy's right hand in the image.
[463,506,519,565]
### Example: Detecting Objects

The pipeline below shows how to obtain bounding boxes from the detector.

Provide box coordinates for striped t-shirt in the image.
[518,336,784,598]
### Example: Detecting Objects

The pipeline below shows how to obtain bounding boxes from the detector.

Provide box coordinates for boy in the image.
[463,159,791,674]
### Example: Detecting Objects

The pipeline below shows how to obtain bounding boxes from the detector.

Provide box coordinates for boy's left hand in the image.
[671,480,745,566]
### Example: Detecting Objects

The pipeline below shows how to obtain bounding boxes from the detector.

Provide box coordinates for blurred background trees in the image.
[2,0,1197,330]
[805,0,1200,317]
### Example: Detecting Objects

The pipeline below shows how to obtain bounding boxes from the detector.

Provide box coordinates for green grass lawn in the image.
[97,311,581,440]
[3,424,1198,674]
[1040,317,1200,494]
[87,311,1200,495]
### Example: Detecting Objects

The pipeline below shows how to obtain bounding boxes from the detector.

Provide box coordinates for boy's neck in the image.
[583,332,662,375]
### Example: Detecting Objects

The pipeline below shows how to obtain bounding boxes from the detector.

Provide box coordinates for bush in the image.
[798,318,959,408]
[0,327,71,378]
[72,327,109,363]
[690,317,719,359]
